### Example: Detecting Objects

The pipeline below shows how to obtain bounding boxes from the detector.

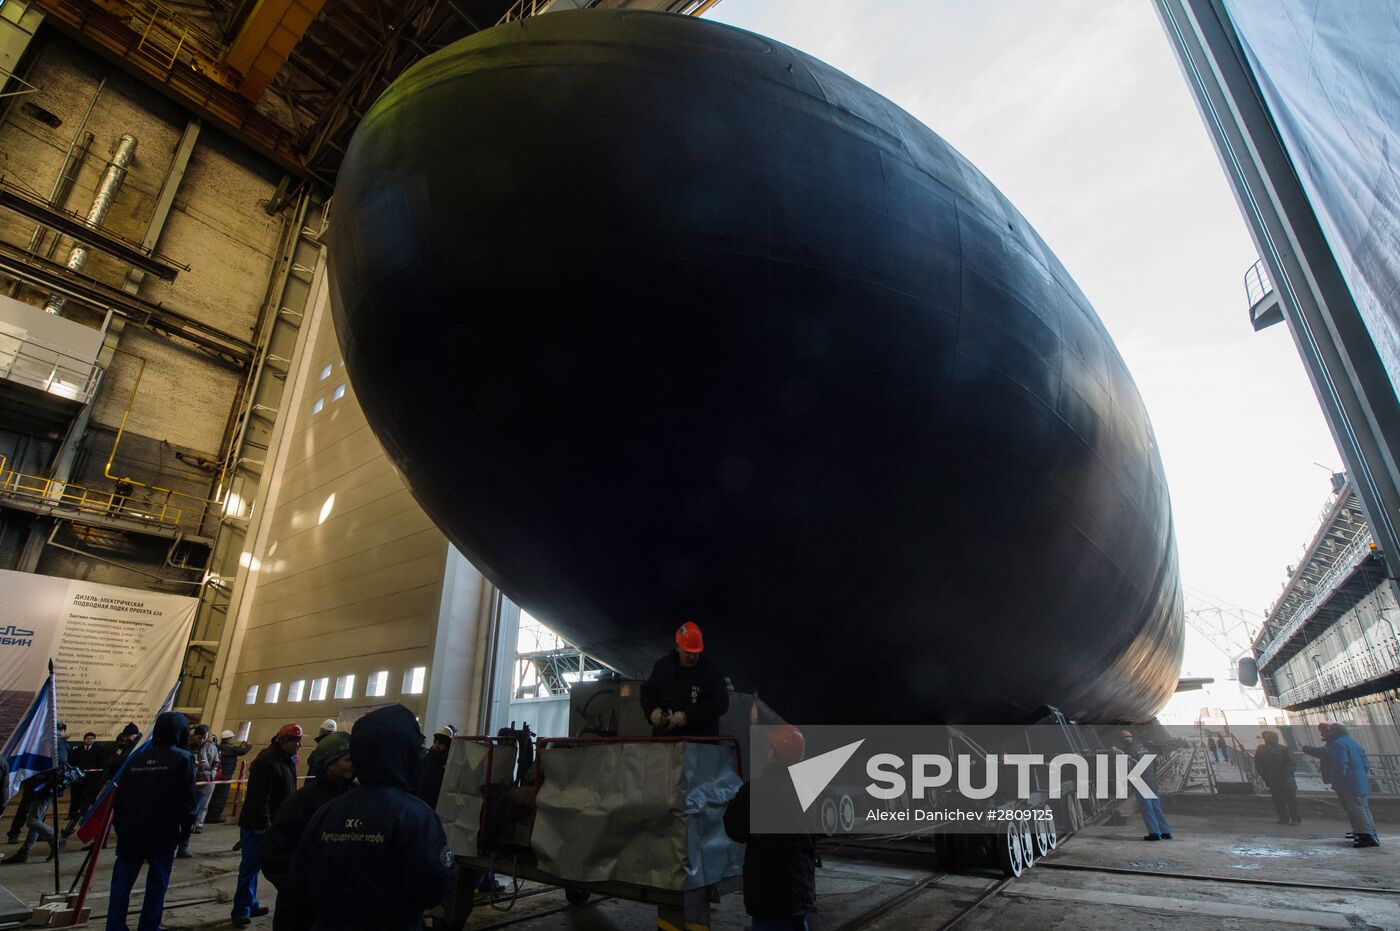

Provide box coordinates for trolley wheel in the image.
[1054,792,1083,836]
[996,819,1026,878]
[565,888,591,906]
[839,794,856,833]
[1033,815,1055,857]
[1018,819,1036,868]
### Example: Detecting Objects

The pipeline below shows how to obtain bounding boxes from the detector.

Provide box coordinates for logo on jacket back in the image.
[0,625,34,647]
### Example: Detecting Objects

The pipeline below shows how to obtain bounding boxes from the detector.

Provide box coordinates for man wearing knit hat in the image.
[263,731,352,929]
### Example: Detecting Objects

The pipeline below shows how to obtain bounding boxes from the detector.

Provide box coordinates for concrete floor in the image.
[0,797,1394,929]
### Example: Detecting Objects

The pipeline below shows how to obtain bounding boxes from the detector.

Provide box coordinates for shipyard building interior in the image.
[0,0,1397,927]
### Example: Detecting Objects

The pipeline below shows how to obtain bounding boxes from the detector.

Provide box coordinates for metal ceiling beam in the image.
[0,238,253,366]
[0,185,184,281]
[224,0,330,101]
[32,0,306,176]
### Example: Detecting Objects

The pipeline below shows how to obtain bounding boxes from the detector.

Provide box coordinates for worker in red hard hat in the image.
[724,724,817,929]
[640,621,730,737]
[232,723,302,927]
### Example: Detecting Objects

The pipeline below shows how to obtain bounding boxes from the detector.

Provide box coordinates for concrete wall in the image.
[0,32,282,525]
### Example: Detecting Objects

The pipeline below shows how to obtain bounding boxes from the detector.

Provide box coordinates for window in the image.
[265,682,282,704]
[309,677,329,701]
[334,674,355,700]
[319,363,332,381]
[287,680,306,702]
[402,666,427,695]
[332,383,346,402]
[244,684,258,704]
[366,670,388,698]
[312,397,325,415]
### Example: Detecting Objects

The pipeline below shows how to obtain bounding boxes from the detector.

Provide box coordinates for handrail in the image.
[0,331,103,402]
[1275,636,1400,707]
[1244,258,1272,308]
[1256,529,1375,669]
[0,453,190,528]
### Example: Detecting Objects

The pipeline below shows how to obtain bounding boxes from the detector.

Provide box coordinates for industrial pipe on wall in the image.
[44,133,138,315]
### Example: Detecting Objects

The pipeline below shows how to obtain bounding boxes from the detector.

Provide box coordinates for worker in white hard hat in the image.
[315,719,337,742]
[204,729,253,825]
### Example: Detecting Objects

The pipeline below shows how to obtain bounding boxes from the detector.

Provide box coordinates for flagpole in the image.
[47,660,59,897]
[50,768,60,895]
[69,807,111,926]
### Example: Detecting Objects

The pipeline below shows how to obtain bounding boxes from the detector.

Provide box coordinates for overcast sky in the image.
[709,0,1344,707]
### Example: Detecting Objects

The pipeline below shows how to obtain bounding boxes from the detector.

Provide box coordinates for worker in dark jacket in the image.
[63,732,106,836]
[291,704,457,931]
[233,723,303,928]
[4,724,69,844]
[4,722,70,864]
[640,621,730,737]
[724,725,817,931]
[1254,731,1301,825]
[263,732,353,931]
[105,712,196,931]
[414,727,453,808]
[1304,722,1378,847]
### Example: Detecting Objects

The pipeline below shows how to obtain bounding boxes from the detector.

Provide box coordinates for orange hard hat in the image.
[769,724,805,765]
[675,621,704,653]
[275,723,304,740]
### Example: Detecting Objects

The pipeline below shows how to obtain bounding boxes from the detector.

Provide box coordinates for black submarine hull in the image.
[328,10,1184,724]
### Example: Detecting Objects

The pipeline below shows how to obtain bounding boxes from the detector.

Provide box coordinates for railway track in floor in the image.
[823,809,1102,930]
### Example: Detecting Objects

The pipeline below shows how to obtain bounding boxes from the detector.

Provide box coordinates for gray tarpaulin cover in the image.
[531,741,743,890]
[437,740,517,857]
[1224,0,1400,392]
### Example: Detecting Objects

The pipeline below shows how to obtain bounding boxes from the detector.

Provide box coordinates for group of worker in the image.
[6,623,1385,931]
[98,706,456,931]
[1255,721,1379,847]
[1120,723,1380,850]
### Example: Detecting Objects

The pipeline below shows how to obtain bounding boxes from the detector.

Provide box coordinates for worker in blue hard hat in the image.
[640,621,729,737]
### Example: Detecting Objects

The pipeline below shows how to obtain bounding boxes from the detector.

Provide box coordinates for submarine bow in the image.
[328,10,1184,724]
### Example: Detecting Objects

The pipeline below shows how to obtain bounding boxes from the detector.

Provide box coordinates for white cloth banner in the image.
[0,569,196,741]
[1224,0,1400,394]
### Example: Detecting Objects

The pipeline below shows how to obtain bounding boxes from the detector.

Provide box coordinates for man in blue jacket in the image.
[1304,722,1378,848]
[291,704,456,930]
[105,711,196,931]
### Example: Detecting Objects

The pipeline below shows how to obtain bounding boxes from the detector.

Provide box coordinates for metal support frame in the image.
[0,184,184,281]
[181,190,323,716]
[1154,0,1400,594]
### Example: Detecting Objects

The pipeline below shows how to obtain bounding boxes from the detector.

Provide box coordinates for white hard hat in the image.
[434,726,455,739]
[220,730,236,740]
[319,719,338,733]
